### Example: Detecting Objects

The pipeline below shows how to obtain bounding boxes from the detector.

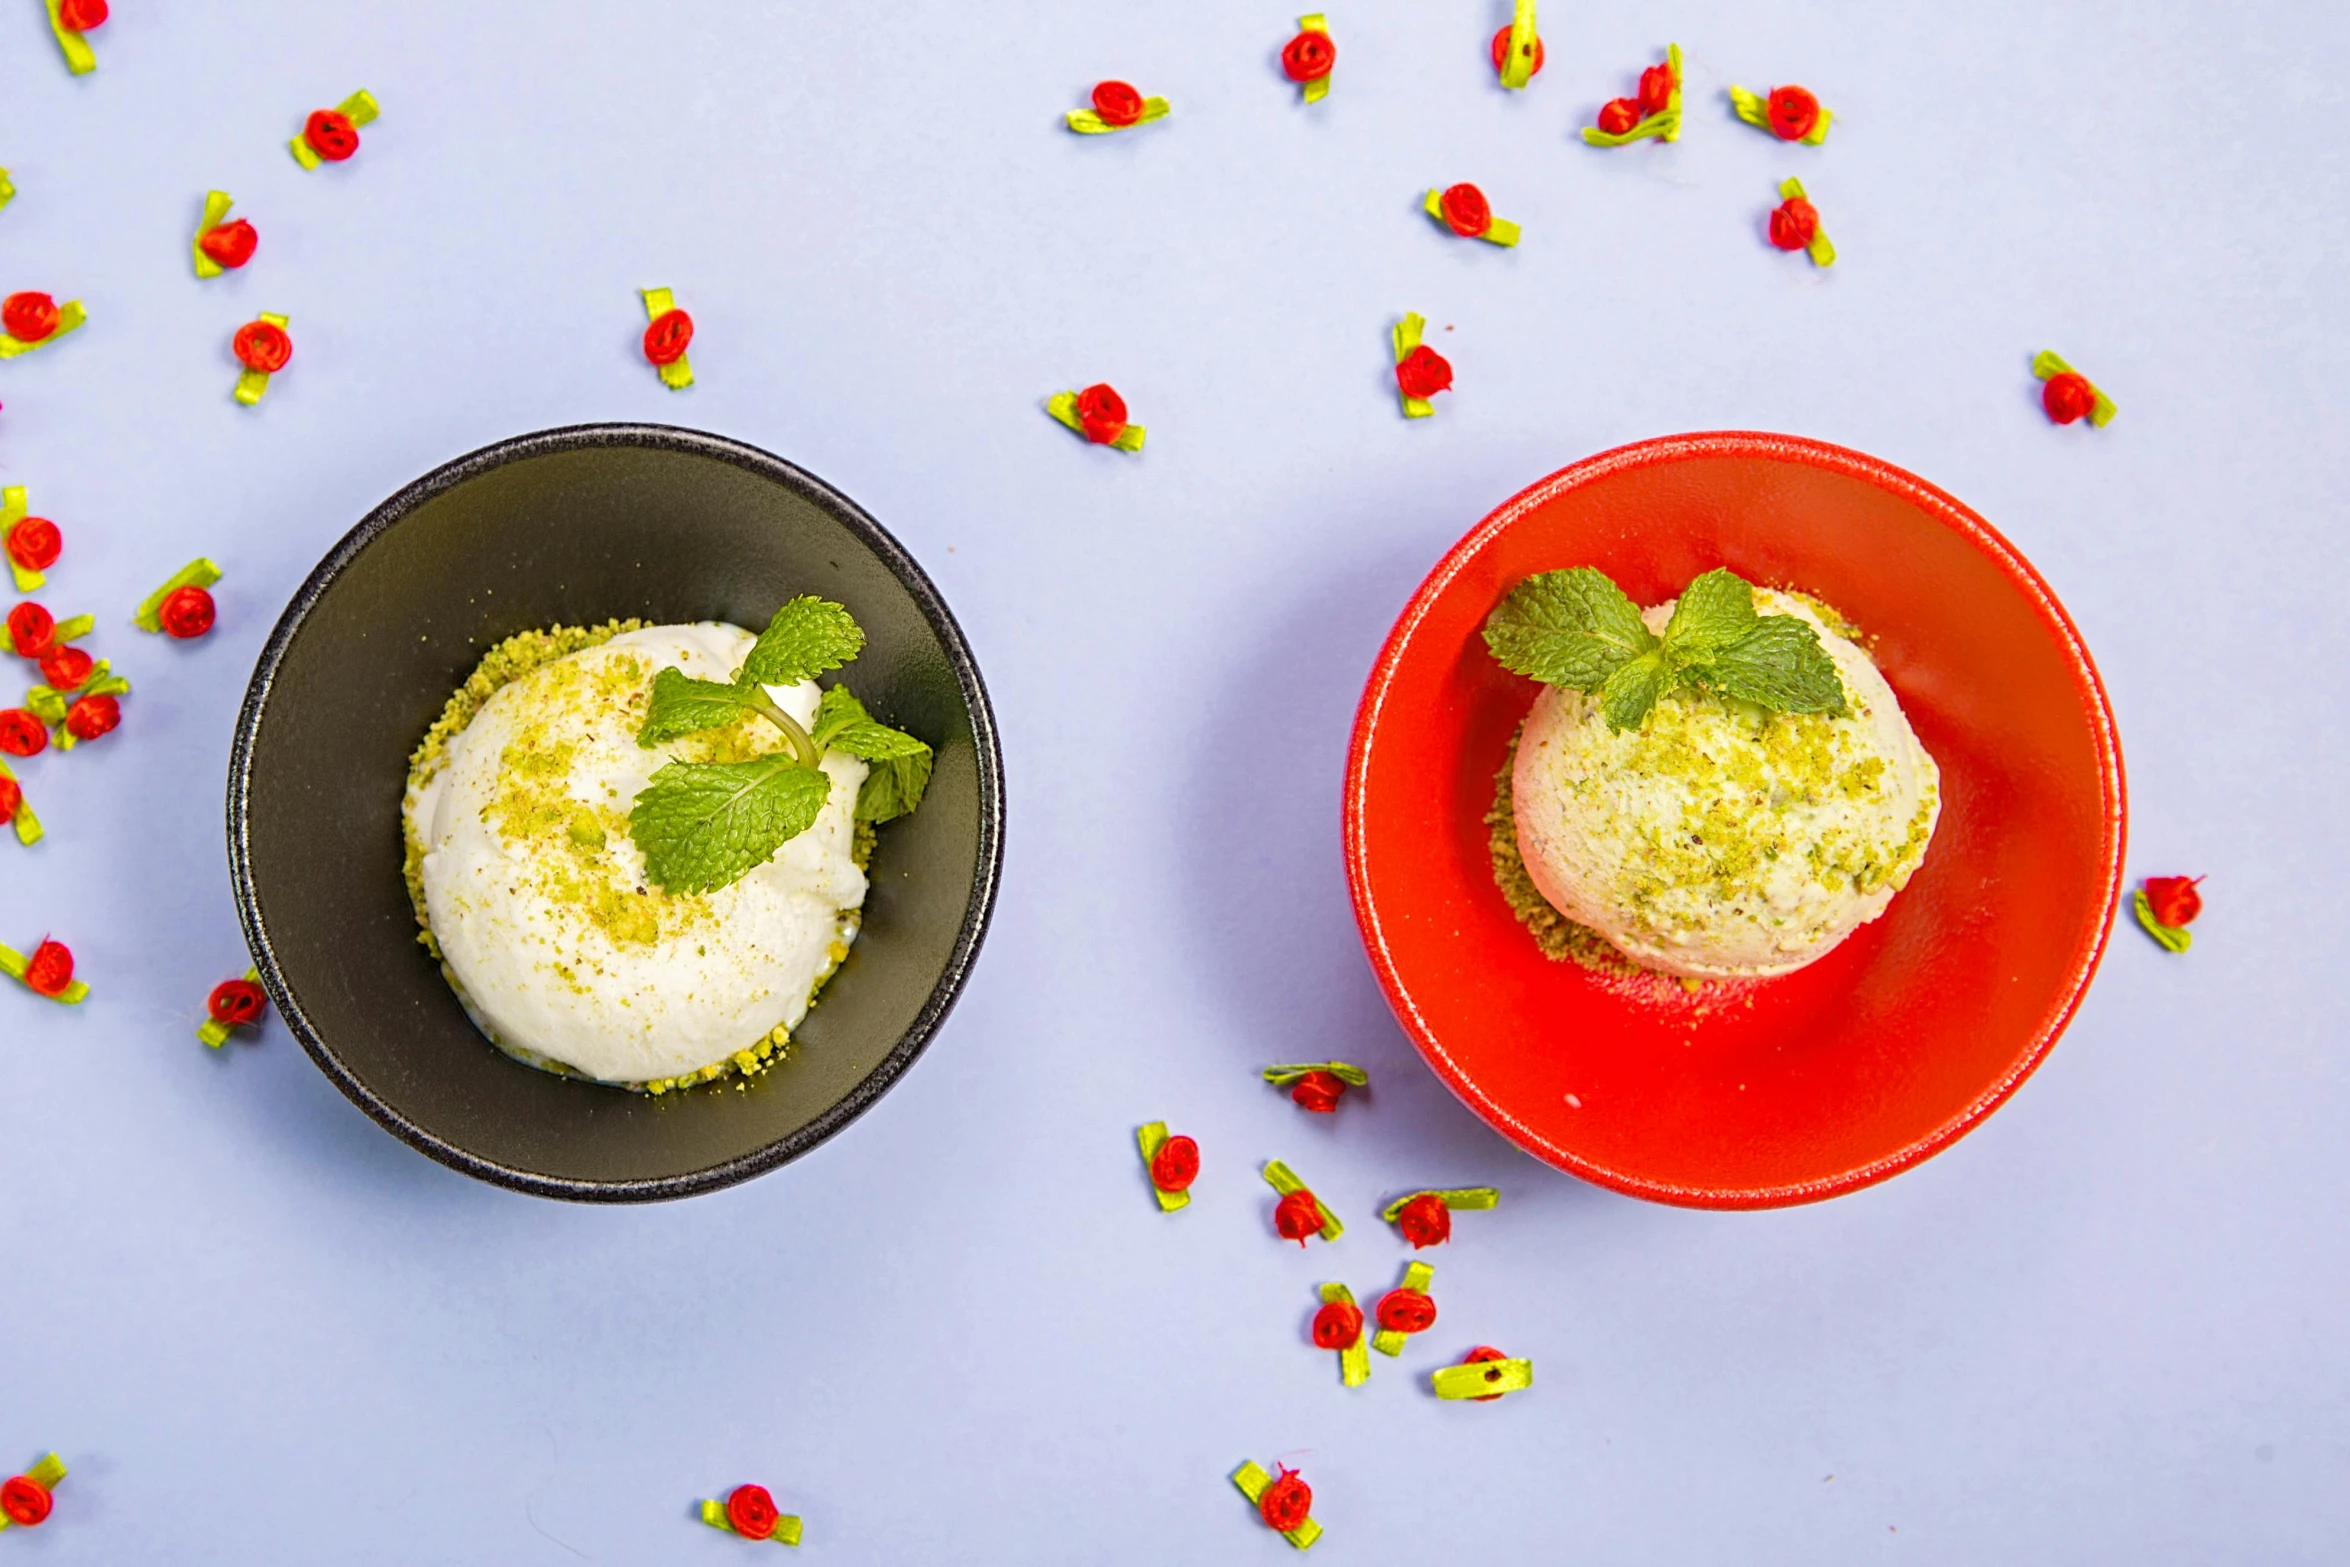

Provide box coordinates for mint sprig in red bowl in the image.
[1344,433,2125,1207]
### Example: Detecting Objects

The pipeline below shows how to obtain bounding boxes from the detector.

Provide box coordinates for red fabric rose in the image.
[1149,1133,1199,1192]
[6,516,60,573]
[57,0,107,29]
[1288,1069,1346,1112]
[39,645,93,693]
[1395,345,1453,401]
[1462,1344,1510,1401]
[2042,373,2096,425]
[0,710,45,757]
[725,1483,780,1540]
[1258,1467,1312,1532]
[304,109,360,161]
[160,585,217,640]
[1438,183,1492,238]
[7,602,57,658]
[1092,81,1145,127]
[65,693,118,742]
[1767,85,1821,141]
[209,978,268,1026]
[2,293,60,344]
[233,320,293,373]
[643,309,694,366]
[2144,875,2205,928]
[0,775,19,825]
[1638,62,1676,116]
[1769,197,1819,251]
[1311,1299,1364,1350]
[1596,98,1642,136]
[0,1475,51,1527]
[1273,1188,1324,1245]
[1281,30,1335,83]
[1489,26,1544,77]
[199,219,260,270]
[1394,1193,1452,1248]
[1074,383,1128,444]
[1375,1287,1436,1334]
[24,939,74,997]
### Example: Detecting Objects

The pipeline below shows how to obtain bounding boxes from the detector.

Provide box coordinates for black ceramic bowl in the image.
[229,425,1004,1201]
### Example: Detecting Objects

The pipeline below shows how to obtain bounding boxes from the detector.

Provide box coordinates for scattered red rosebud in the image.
[0,1475,51,1527]
[0,775,20,825]
[1394,1192,1453,1248]
[199,219,260,270]
[725,1484,780,1541]
[38,644,93,692]
[1439,182,1493,238]
[1638,62,1676,115]
[2144,875,2205,928]
[304,109,361,161]
[1394,345,1453,402]
[1767,85,1822,140]
[233,319,293,373]
[57,0,107,30]
[159,584,217,639]
[1149,1132,1199,1193]
[1258,1467,1312,1533]
[7,601,56,658]
[1288,1069,1348,1113]
[0,709,45,757]
[209,978,269,1027]
[2042,373,2097,425]
[1074,382,1129,445]
[1596,98,1641,135]
[1273,1188,1325,1245]
[64,693,118,742]
[1769,196,1820,251]
[1490,26,1544,77]
[5,516,60,573]
[1461,1345,1512,1402]
[2,293,60,344]
[1311,1299,1364,1351]
[643,308,694,367]
[1375,1286,1437,1335]
[1282,29,1335,83]
[1092,80,1145,127]
[23,938,74,997]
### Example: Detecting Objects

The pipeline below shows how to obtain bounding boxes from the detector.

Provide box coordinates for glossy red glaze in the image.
[1343,433,2125,1208]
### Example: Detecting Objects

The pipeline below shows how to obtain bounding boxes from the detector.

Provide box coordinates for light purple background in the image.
[1,2,2342,1561]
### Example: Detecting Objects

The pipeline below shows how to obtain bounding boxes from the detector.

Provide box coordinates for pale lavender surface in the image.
[0,1,2343,1561]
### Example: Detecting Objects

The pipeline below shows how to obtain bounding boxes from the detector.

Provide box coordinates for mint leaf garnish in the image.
[1481,568,1659,689]
[741,596,864,688]
[1483,566,1848,730]
[637,667,756,747]
[629,758,833,894]
[1700,616,1848,714]
[812,685,934,823]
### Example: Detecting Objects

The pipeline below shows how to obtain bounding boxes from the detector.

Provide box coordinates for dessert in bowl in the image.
[230,425,1002,1201]
[1345,433,2124,1208]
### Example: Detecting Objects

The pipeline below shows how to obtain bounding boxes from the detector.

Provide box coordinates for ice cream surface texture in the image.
[1511,591,1939,978]
[402,623,869,1086]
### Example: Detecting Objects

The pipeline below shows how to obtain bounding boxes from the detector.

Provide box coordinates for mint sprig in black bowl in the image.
[228,425,1004,1201]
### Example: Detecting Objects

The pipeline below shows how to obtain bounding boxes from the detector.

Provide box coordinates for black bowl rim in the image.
[226,422,1006,1202]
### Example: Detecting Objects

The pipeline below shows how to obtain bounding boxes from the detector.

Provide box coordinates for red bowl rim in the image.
[1342,431,2128,1207]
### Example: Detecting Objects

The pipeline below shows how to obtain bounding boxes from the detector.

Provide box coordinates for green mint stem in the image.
[740,685,821,769]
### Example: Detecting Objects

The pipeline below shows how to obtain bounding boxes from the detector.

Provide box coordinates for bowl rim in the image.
[1343,430,2127,1208]
[226,421,1007,1202]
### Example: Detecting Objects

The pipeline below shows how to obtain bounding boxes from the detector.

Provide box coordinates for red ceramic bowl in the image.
[1344,433,2125,1208]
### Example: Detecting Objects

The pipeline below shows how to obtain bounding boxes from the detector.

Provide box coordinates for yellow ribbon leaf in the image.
[0,758,40,847]
[1319,1282,1370,1387]
[642,288,694,389]
[2,487,41,593]
[2032,350,2117,426]
[2132,890,2191,953]
[193,190,236,278]
[1432,1355,1535,1401]
[197,966,263,1049]
[44,0,96,74]
[1583,44,1684,145]
[134,559,224,632]
[291,90,380,169]
[1298,15,1331,103]
[0,300,87,359]
[1261,1061,1368,1088]
[1065,98,1172,134]
[0,944,89,1004]
[1380,1187,1500,1221]
[1046,391,1146,452]
[1499,0,1538,89]
[1780,177,1836,267]
[1729,84,1833,145]
[1392,313,1433,418]
[698,1497,803,1546]
[0,167,15,210]
[1136,1120,1189,1212]
[1370,1260,1434,1356]
[1262,1159,1343,1241]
